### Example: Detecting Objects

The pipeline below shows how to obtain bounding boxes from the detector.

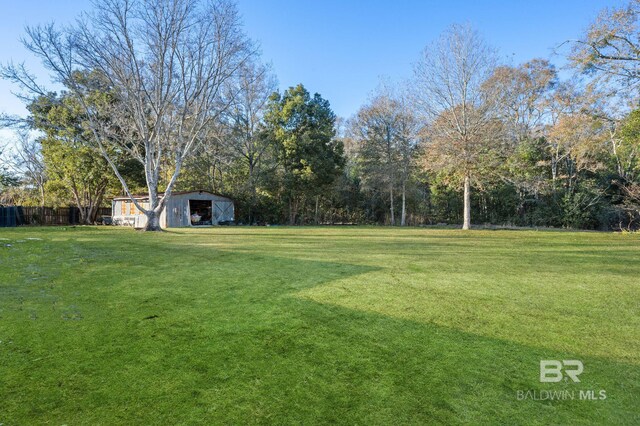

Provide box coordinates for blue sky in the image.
[0,0,621,125]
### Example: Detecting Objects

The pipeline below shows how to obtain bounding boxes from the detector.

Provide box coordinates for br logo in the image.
[540,360,584,383]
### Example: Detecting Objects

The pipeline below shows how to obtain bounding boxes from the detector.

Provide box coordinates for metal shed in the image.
[111,190,234,228]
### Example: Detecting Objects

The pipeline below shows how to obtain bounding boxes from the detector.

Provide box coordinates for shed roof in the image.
[113,190,232,201]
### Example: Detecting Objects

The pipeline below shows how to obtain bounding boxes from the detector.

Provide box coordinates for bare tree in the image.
[5,132,47,209]
[565,0,640,97]
[350,84,418,226]
[2,0,255,230]
[396,94,420,227]
[413,24,500,230]
[547,111,608,191]
[481,59,557,204]
[0,142,20,202]
[16,133,46,210]
[351,94,399,225]
[484,59,557,142]
[224,61,278,222]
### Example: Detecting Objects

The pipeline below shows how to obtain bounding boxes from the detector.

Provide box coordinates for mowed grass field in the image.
[0,226,638,425]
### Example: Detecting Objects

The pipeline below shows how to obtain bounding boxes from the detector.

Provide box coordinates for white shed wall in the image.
[112,192,233,228]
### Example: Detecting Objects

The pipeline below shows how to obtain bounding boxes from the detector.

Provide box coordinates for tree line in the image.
[1,0,639,230]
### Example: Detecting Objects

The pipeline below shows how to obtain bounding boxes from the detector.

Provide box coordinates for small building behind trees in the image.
[112,191,234,229]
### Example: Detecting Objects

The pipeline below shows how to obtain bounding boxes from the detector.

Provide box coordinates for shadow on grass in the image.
[0,231,638,424]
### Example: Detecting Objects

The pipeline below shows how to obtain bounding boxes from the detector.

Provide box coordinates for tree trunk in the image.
[401,181,406,226]
[289,198,295,225]
[70,183,87,225]
[248,162,256,224]
[389,184,395,226]
[314,195,320,225]
[80,207,88,225]
[144,209,162,231]
[88,186,107,224]
[462,174,471,230]
[39,186,45,226]
[142,170,163,231]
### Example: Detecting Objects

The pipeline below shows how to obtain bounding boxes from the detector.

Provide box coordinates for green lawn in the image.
[0,226,638,424]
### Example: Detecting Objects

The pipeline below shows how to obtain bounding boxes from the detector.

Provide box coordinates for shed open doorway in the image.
[189,199,213,226]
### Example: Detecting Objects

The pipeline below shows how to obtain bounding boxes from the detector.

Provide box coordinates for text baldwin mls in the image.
[516,360,607,401]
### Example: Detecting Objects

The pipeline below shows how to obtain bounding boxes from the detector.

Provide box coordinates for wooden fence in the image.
[0,206,112,227]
